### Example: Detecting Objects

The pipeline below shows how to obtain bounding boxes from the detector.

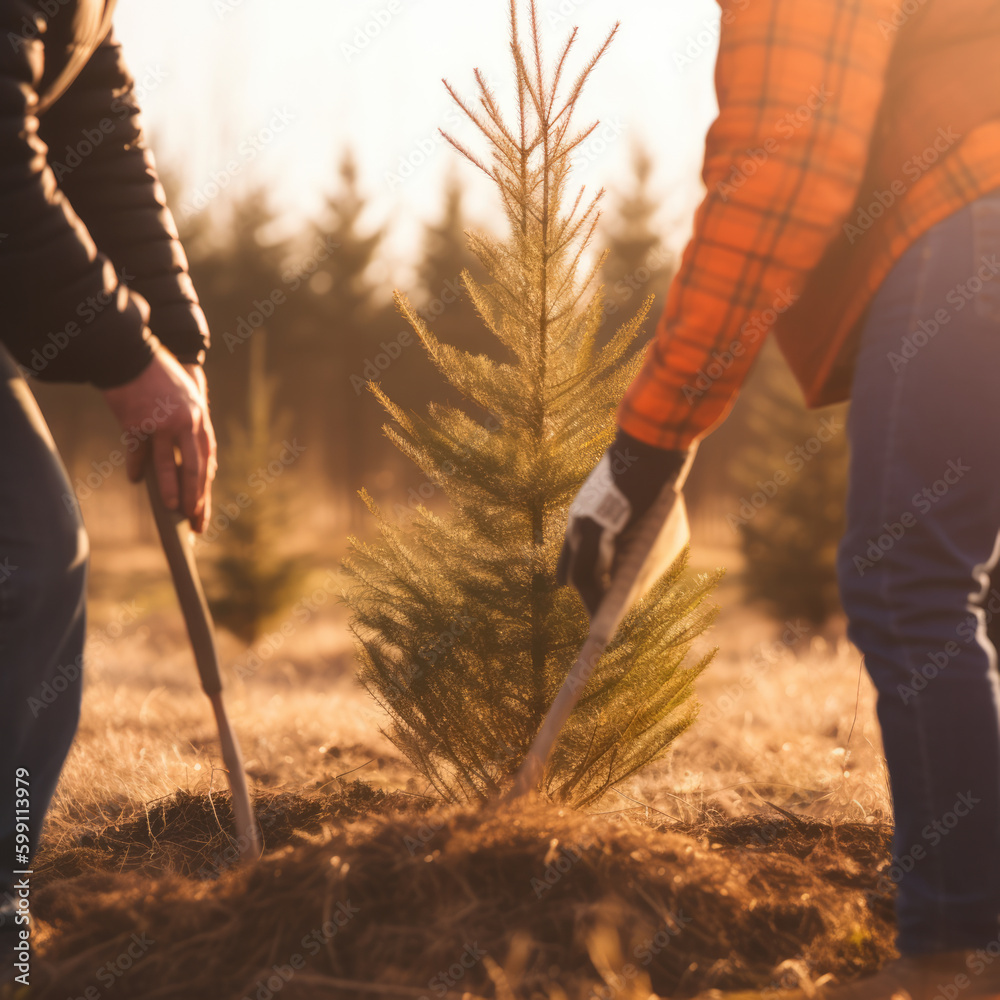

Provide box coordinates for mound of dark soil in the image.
[34,782,420,884]
[22,785,895,1000]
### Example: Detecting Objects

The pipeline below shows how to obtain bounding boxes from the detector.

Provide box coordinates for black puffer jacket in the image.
[0,0,209,388]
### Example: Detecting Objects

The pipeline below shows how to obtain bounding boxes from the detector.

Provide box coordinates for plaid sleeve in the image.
[617,0,898,450]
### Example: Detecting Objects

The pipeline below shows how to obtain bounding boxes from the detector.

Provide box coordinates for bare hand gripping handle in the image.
[145,465,262,864]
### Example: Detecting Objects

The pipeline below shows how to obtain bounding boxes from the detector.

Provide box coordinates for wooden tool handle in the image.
[208,690,261,863]
[145,464,261,862]
[144,464,223,695]
[505,475,692,803]
[590,481,689,645]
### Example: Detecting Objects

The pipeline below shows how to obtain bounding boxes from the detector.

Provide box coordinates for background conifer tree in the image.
[410,174,501,431]
[417,173,487,356]
[730,342,848,628]
[302,150,385,343]
[206,331,309,644]
[344,1,721,807]
[182,188,291,452]
[599,145,675,340]
[291,151,398,515]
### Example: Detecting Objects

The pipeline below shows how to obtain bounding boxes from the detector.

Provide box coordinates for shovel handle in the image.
[144,463,223,694]
[505,468,694,803]
[145,463,261,862]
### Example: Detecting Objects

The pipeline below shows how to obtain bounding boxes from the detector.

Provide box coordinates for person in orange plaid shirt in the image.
[560,0,1000,995]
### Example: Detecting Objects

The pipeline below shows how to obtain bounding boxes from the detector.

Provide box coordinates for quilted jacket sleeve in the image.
[37,27,210,367]
[0,2,160,387]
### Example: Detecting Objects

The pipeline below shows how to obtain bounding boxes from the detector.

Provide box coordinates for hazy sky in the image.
[112,0,721,283]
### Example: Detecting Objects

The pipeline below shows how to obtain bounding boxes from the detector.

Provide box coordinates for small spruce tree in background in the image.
[288,150,392,505]
[730,341,848,629]
[410,175,495,409]
[180,188,292,442]
[206,332,310,644]
[599,145,675,339]
[343,0,722,807]
[417,173,483,348]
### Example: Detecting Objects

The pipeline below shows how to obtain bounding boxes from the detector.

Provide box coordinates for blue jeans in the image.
[838,189,1000,953]
[0,346,88,921]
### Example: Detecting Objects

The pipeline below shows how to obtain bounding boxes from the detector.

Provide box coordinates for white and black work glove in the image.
[557,428,690,616]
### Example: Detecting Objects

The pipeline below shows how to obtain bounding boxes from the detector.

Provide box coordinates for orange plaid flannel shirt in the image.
[617,0,1000,451]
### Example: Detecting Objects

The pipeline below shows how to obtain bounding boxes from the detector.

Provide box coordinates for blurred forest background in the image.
[30,144,850,643]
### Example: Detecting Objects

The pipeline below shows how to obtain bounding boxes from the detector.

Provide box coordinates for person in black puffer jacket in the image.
[0,2,215,981]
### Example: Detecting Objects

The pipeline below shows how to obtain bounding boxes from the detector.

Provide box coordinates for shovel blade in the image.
[505,482,691,803]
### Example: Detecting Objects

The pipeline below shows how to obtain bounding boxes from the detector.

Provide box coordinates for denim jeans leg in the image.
[0,345,88,900]
[837,192,1000,953]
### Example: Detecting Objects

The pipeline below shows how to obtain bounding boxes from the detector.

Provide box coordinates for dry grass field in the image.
[12,536,897,1000]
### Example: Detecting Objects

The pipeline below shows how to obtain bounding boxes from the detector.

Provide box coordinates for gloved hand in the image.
[557,428,690,616]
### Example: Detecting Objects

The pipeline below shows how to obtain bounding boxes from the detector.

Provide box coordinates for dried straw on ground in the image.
[25,785,894,1000]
